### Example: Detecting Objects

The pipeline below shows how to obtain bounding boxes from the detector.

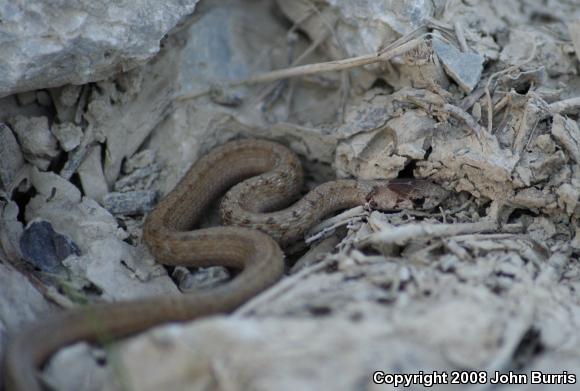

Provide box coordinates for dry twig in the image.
[358,221,524,247]
[176,29,430,101]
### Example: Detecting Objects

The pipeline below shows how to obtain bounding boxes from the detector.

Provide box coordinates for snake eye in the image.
[411,196,426,208]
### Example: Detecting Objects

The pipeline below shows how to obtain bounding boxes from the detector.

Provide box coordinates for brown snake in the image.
[3,139,448,391]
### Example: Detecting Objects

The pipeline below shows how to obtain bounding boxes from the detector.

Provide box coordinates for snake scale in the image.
[3,139,448,391]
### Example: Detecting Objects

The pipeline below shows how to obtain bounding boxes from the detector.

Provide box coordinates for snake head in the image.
[386,179,450,210]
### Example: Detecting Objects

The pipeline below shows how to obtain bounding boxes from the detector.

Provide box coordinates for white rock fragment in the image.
[556,183,579,216]
[9,115,59,170]
[28,167,82,205]
[433,38,484,93]
[51,122,83,152]
[77,145,109,203]
[551,114,580,163]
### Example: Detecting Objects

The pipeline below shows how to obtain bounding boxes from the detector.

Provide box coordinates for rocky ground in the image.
[2,0,580,390]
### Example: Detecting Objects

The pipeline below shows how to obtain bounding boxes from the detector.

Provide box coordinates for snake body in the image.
[3,139,448,391]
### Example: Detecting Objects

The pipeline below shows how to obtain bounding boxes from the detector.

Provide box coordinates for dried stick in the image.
[232,38,424,86]
[358,221,523,247]
[176,31,428,101]
[306,206,366,245]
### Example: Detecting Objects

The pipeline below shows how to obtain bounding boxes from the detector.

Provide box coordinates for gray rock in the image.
[16,91,36,106]
[433,38,484,93]
[175,1,285,99]
[51,122,83,152]
[57,85,83,108]
[51,85,84,123]
[102,190,157,215]
[0,0,200,97]
[9,115,59,170]
[0,123,25,191]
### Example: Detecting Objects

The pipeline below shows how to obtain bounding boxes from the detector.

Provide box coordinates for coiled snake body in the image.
[3,139,448,391]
